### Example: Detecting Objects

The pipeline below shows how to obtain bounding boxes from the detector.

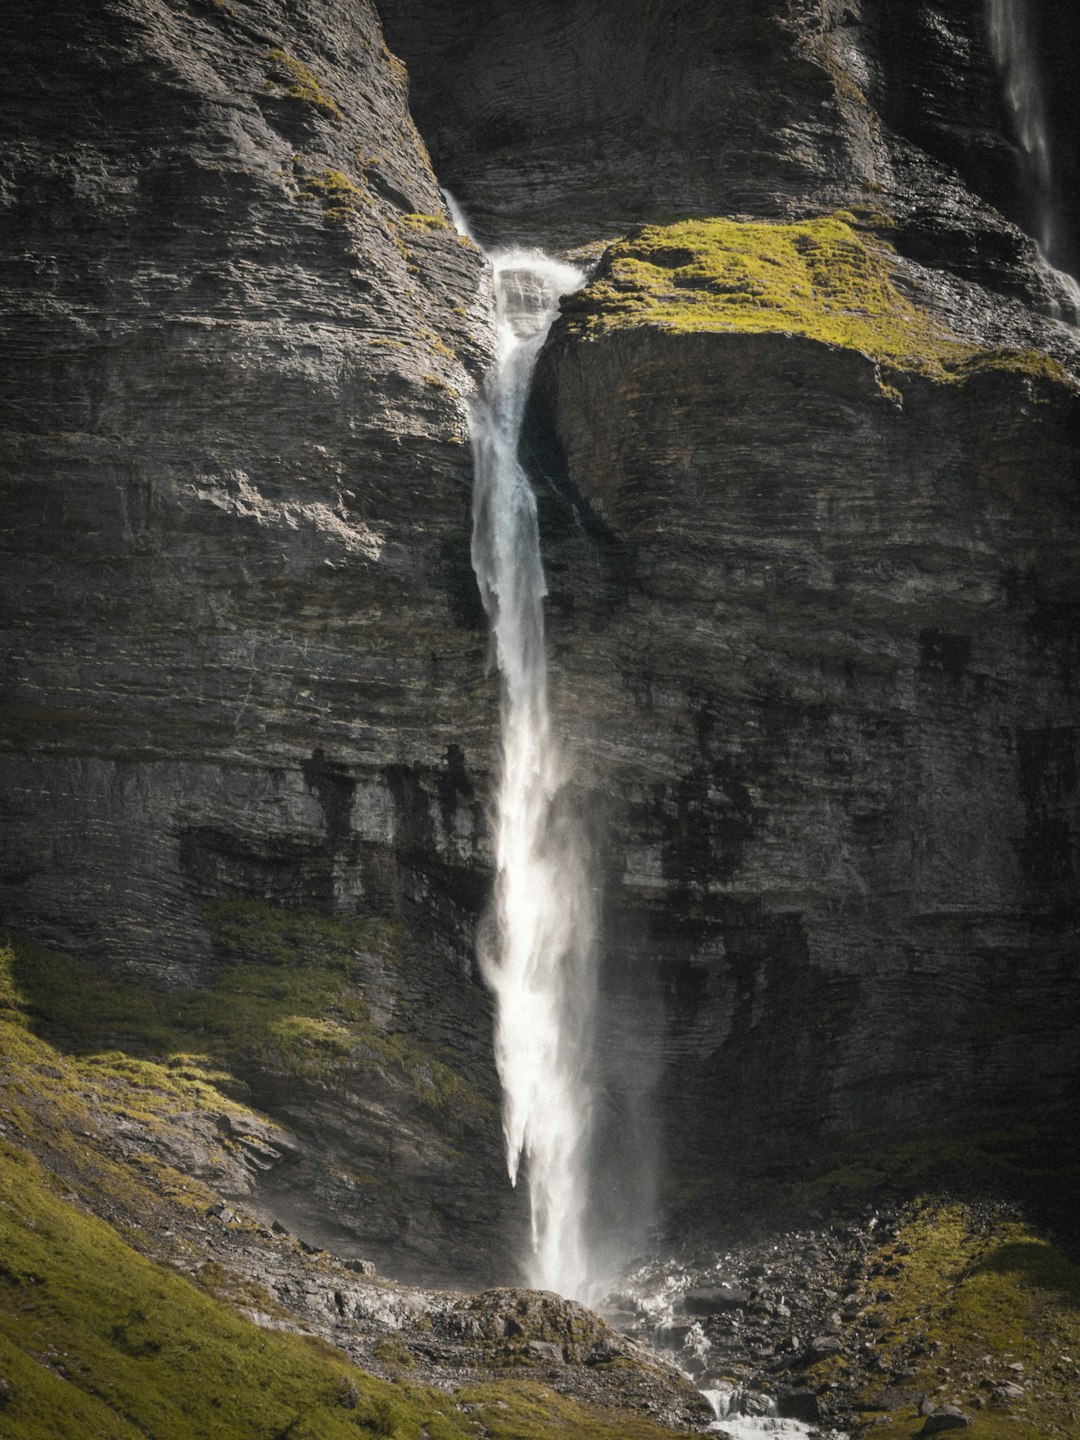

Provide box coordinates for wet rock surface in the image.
[605,1199,1067,1436]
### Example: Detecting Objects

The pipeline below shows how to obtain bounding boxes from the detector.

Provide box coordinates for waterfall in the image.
[986,0,1080,321]
[455,198,595,1299]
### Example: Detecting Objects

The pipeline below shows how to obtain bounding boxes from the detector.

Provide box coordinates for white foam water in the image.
[451,193,596,1300]
[986,0,1080,323]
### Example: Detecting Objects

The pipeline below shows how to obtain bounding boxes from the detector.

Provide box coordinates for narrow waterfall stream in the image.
[986,0,1080,321]
[454,197,848,1436]
[457,201,597,1301]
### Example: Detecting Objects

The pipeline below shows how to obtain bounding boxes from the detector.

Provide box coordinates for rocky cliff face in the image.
[0,0,519,1282]
[536,291,1080,1189]
[2,0,1079,1298]
[373,0,1080,1236]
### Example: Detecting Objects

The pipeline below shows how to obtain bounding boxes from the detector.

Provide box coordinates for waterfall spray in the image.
[455,199,596,1300]
[986,0,1080,320]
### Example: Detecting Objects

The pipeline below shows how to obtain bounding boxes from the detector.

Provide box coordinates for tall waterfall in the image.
[460,205,596,1300]
[986,0,1080,320]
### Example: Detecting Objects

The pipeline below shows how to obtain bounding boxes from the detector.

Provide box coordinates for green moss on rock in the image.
[2,908,490,1133]
[569,215,1071,386]
[265,49,343,122]
[297,166,367,222]
[842,1201,1080,1439]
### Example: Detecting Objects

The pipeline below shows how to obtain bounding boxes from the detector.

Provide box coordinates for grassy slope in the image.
[844,1202,1080,1438]
[0,1141,685,1440]
[0,932,684,1439]
[567,213,1069,386]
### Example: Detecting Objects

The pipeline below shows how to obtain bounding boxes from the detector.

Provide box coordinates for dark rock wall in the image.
[2,0,496,963]
[0,0,524,1280]
[533,327,1080,1183]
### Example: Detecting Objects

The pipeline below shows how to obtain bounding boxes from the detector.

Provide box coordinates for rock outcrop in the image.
[533,234,1080,1190]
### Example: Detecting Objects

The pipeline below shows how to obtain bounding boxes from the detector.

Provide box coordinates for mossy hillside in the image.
[4,907,488,1128]
[831,1201,1080,1439]
[569,215,1069,385]
[0,936,265,1254]
[0,1141,685,1440]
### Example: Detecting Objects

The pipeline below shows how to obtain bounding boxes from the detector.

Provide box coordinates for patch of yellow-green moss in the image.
[265,49,343,122]
[0,1142,682,1440]
[3,909,489,1130]
[297,166,367,222]
[400,211,452,231]
[841,1201,1080,1439]
[573,214,1070,386]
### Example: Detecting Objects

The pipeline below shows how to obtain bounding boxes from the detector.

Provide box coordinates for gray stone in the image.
[921,1406,971,1434]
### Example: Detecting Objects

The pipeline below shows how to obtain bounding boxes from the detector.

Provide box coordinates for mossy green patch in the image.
[1,910,489,1146]
[265,49,343,122]
[400,212,452,231]
[298,167,368,222]
[0,1142,683,1440]
[843,1201,1080,1439]
[3,909,488,1129]
[571,215,1070,386]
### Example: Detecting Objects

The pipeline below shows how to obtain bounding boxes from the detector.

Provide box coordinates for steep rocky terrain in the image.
[0,0,521,1281]
[2,3,1080,1434]
[531,216,1080,1208]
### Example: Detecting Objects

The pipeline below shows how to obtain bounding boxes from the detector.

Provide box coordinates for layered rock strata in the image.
[0,0,514,1278]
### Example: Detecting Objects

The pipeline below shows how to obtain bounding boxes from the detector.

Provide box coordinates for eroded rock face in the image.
[532,314,1080,1187]
[0,0,517,1279]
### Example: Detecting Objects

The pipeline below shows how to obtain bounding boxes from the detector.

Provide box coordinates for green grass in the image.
[839,1201,1080,1439]
[569,214,1070,385]
[0,1141,684,1440]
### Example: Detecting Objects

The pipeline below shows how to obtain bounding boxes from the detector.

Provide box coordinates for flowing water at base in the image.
[600,1259,849,1440]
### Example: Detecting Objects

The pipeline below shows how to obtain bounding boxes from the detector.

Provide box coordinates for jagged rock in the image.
[684,1286,752,1315]
[526,1340,564,1365]
[921,1405,972,1433]
[806,1336,844,1359]
[776,1384,821,1421]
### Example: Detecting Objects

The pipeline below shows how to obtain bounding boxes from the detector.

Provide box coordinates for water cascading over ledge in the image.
[461,208,597,1301]
[986,0,1080,321]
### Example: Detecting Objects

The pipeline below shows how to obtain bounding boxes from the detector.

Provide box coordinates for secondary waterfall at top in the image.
[986,0,1080,321]
[455,199,596,1300]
